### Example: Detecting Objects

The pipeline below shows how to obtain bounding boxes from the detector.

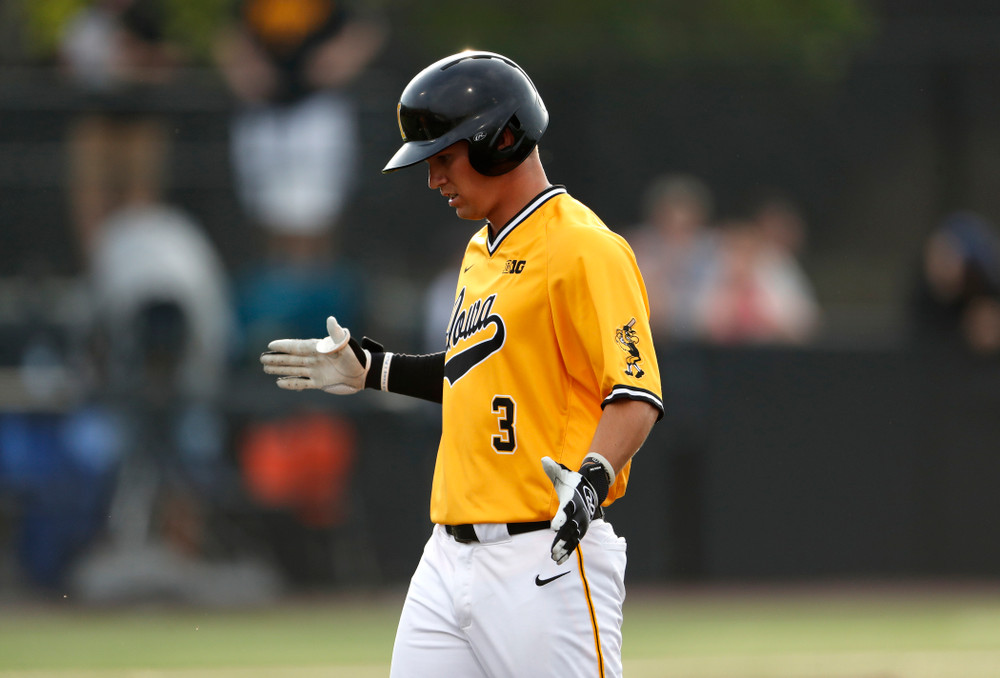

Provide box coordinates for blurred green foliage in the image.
[161,0,234,63]
[17,0,233,64]
[388,0,877,79]
[17,0,875,78]
[17,0,86,58]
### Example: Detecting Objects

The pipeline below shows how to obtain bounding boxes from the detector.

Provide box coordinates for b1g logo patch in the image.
[615,318,646,378]
[503,259,526,274]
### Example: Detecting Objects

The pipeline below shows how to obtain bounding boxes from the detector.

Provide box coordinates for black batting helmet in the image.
[382,50,548,176]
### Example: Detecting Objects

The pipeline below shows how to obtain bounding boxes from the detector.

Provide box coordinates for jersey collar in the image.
[486,185,567,255]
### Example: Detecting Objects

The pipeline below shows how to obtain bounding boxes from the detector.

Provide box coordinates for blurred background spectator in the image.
[214,0,384,251]
[209,1,387,589]
[631,176,821,348]
[907,211,1000,358]
[749,189,810,260]
[214,0,385,366]
[59,0,182,267]
[629,173,720,344]
[67,204,259,603]
[88,204,232,402]
[693,195,821,346]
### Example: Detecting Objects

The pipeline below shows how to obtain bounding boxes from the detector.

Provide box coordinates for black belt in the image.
[445,521,551,543]
[444,508,604,544]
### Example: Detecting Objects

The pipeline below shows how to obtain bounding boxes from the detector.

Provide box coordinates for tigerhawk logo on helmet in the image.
[395,102,405,140]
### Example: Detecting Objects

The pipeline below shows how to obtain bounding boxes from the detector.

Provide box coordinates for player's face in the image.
[426,142,495,222]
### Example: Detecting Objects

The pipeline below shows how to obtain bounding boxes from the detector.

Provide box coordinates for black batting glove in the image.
[541,455,614,565]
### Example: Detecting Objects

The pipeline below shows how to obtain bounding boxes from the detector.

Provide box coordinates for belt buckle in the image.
[446,524,478,543]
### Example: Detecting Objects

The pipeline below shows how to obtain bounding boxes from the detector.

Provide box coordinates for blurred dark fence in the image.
[613,345,1000,582]
[228,344,1000,585]
[6,325,1000,590]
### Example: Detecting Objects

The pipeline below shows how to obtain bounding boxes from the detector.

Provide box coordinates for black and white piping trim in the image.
[487,185,567,255]
[602,385,664,414]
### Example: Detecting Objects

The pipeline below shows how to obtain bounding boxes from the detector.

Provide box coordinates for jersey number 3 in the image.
[491,395,517,454]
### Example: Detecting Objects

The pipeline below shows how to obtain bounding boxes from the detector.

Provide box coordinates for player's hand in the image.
[542,456,608,565]
[260,316,370,395]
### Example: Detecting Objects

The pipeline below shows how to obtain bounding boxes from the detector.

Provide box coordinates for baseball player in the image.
[260,50,663,678]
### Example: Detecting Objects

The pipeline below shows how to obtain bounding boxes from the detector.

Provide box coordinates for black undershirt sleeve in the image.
[364,345,445,404]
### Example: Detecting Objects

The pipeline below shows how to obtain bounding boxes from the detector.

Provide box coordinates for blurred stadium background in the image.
[3,0,1000,675]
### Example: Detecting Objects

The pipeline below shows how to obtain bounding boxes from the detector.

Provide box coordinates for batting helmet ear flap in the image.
[468,120,533,177]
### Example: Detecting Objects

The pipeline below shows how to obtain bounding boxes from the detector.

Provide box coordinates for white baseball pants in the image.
[390,520,627,678]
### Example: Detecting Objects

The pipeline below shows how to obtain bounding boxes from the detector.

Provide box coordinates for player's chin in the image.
[453,204,485,221]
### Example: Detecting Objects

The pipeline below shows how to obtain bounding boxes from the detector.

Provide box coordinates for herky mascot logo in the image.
[444,287,506,384]
[615,318,646,378]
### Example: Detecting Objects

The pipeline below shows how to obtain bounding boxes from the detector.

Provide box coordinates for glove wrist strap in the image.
[364,352,385,390]
[580,453,614,506]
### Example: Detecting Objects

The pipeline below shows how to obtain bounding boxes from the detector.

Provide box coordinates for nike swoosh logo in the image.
[464,264,475,272]
[535,572,571,587]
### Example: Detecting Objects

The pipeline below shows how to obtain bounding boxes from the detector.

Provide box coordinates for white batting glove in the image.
[260,316,370,395]
[542,456,603,565]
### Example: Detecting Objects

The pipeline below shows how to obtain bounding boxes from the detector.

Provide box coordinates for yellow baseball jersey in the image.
[430,186,663,525]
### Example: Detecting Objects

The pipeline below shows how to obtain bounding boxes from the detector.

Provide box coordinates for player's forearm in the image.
[365,350,445,403]
[587,399,660,475]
